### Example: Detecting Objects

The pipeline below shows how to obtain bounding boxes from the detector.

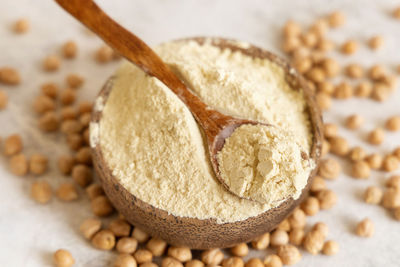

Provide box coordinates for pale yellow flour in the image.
[217,124,314,204]
[98,40,313,223]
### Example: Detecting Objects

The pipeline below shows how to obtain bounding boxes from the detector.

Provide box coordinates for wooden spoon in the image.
[55,0,272,200]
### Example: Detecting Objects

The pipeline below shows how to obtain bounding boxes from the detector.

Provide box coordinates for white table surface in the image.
[1,0,400,266]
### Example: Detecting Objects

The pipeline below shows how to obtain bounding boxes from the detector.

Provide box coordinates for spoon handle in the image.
[55,0,227,139]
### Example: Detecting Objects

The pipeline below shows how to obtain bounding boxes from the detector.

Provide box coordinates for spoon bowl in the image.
[90,37,323,249]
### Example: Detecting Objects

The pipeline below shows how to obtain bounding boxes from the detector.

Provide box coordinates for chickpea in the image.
[132,227,150,243]
[351,161,371,179]
[67,134,84,151]
[57,155,75,175]
[321,139,330,157]
[92,229,115,250]
[140,263,158,267]
[355,81,372,98]
[0,67,21,85]
[185,260,204,267]
[60,89,77,106]
[0,90,8,109]
[61,120,83,134]
[263,255,282,267]
[368,35,384,50]
[91,195,114,217]
[168,246,192,262]
[109,218,131,237]
[72,164,93,187]
[95,45,114,63]
[79,218,102,240]
[341,40,358,55]
[328,11,345,27]
[321,58,340,78]
[29,153,48,175]
[356,218,374,237]
[114,254,137,267]
[31,180,52,204]
[365,153,383,169]
[134,249,153,264]
[345,64,364,79]
[116,237,138,254]
[310,176,326,193]
[13,18,30,34]
[66,73,84,89]
[369,65,386,80]
[318,158,341,180]
[349,147,366,162]
[4,134,23,156]
[288,208,306,229]
[386,175,400,190]
[394,207,400,221]
[277,218,291,232]
[222,257,244,267]
[43,55,61,72]
[201,249,224,265]
[146,237,167,256]
[385,116,400,131]
[53,249,75,267]
[230,243,248,257]
[251,232,270,249]
[371,83,390,102]
[270,229,289,247]
[283,36,301,53]
[86,183,105,200]
[312,222,329,237]
[283,20,302,37]
[329,136,349,156]
[307,67,326,83]
[323,123,337,138]
[394,147,400,160]
[382,155,399,172]
[162,257,183,267]
[345,114,364,130]
[75,146,92,165]
[62,41,78,59]
[276,245,301,265]
[364,186,383,204]
[316,93,331,111]
[39,111,59,132]
[292,57,312,74]
[244,258,263,267]
[303,230,325,255]
[289,228,305,246]
[317,189,337,210]
[56,183,79,201]
[333,82,353,99]
[322,240,339,256]
[382,188,400,209]
[367,128,384,145]
[301,196,320,216]
[317,81,335,95]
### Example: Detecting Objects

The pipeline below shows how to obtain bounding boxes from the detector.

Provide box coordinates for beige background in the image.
[0,0,400,266]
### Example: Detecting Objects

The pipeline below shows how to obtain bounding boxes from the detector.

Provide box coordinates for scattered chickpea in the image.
[79,218,102,240]
[56,182,79,201]
[33,95,56,114]
[66,73,84,89]
[322,240,339,256]
[301,196,320,216]
[61,120,82,134]
[0,90,8,109]
[162,257,183,267]
[10,153,29,176]
[329,136,350,156]
[321,139,330,157]
[321,58,340,78]
[109,219,131,237]
[317,189,337,210]
[39,111,59,132]
[382,155,399,172]
[230,243,248,257]
[383,75,397,90]
[318,158,341,180]
[345,64,364,79]
[76,147,92,165]
[371,83,390,102]
[356,218,374,237]
[393,7,400,19]
[95,45,114,63]
[117,237,139,254]
[341,40,358,55]
[382,188,400,209]
[40,82,58,99]
[316,92,332,111]
[310,176,326,193]
[132,227,150,243]
[367,128,384,145]
[270,229,289,247]
[43,55,61,72]
[333,82,353,99]
[369,65,386,80]
[4,134,23,156]
[91,195,114,217]
[393,147,400,160]
[368,35,384,50]
[365,153,383,169]
[244,258,263,267]
[349,147,366,162]
[72,164,93,187]
[86,183,105,200]
[185,260,205,267]
[134,249,153,264]
[79,112,91,128]
[354,81,372,98]
[92,229,116,250]
[0,67,21,85]
[60,89,77,106]
[288,208,306,229]
[57,155,75,175]
[66,133,84,151]
[283,20,302,37]
[62,41,78,59]
[277,218,291,232]
[263,255,282,267]
[29,153,48,175]
[251,232,270,250]
[288,228,305,246]
[328,11,345,27]
[303,230,325,255]
[277,245,301,265]
[78,101,93,114]
[345,114,364,130]
[323,123,337,138]
[114,254,137,267]
[307,67,326,83]
[222,257,244,267]
[53,249,75,267]
[31,180,52,204]
[146,237,167,256]
[168,246,192,262]
[201,248,224,265]
[141,262,159,267]
[351,161,371,179]
[13,18,30,34]
[385,116,400,131]
[283,36,301,53]
[292,57,312,74]
[394,207,400,221]
[364,186,383,204]
[386,175,400,190]
[61,106,77,120]
[317,81,335,95]
[312,222,329,238]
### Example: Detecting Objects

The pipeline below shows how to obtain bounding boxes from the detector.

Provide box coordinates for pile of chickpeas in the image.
[2,7,400,267]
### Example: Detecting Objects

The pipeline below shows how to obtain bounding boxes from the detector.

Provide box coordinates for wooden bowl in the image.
[90,37,323,249]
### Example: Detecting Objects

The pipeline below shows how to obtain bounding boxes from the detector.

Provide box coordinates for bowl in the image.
[90,37,323,249]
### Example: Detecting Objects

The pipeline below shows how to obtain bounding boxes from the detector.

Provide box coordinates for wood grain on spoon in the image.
[54,0,270,200]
